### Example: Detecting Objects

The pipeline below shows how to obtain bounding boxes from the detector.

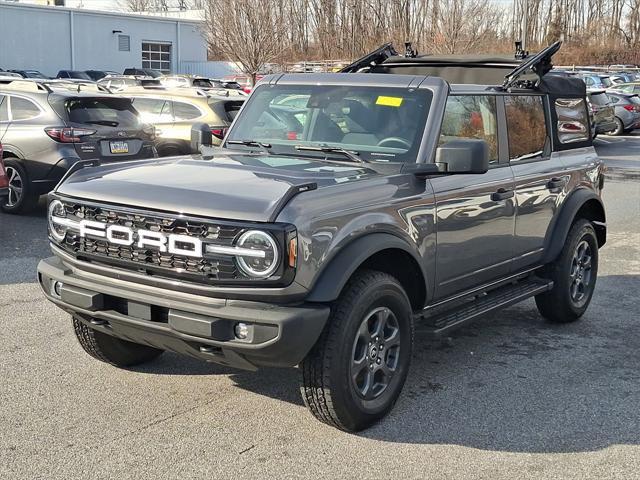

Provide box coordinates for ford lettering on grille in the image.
[51,202,241,283]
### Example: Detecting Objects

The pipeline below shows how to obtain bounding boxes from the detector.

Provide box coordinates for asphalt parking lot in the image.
[1,137,639,479]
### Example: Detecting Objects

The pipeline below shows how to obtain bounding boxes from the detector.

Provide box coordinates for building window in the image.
[118,35,130,52]
[142,42,172,73]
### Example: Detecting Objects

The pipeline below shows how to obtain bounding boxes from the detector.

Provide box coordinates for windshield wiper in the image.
[226,139,273,154]
[83,120,119,127]
[294,145,368,163]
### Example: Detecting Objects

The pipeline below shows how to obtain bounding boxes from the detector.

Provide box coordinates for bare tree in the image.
[202,0,288,84]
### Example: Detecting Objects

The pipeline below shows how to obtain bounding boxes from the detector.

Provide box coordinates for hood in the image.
[56,152,384,222]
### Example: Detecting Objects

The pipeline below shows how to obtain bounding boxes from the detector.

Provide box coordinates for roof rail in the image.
[44,82,112,94]
[0,80,52,93]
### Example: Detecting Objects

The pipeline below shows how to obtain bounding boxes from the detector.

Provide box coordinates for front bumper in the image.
[38,256,329,370]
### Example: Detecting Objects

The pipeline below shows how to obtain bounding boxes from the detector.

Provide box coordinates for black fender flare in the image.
[541,188,606,264]
[305,233,428,304]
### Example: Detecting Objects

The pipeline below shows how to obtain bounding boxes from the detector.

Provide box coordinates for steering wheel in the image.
[377,137,412,149]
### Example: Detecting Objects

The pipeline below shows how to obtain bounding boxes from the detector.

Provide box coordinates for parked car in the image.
[581,74,613,90]
[37,42,606,431]
[605,92,640,135]
[587,90,617,136]
[0,80,157,213]
[85,70,120,81]
[124,89,244,155]
[123,68,162,78]
[9,69,50,79]
[223,74,263,94]
[0,144,8,202]
[97,75,162,92]
[0,72,23,80]
[56,70,94,82]
[608,73,636,85]
[208,79,248,96]
[611,82,640,95]
[159,75,215,89]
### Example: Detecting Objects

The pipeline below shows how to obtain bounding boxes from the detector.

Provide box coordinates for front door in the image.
[431,94,516,300]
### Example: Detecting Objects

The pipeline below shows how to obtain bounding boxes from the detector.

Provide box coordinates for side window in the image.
[172,101,202,121]
[132,98,172,123]
[0,96,8,122]
[504,95,547,161]
[584,77,594,86]
[554,98,590,144]
[10,97,41,121]
[439,95,498,164]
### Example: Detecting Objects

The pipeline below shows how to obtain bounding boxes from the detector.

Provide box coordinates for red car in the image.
[0,143,8,203]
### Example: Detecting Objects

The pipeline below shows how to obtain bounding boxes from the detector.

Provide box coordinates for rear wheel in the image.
[608,117,624,136]
[73,317,163,367]
[535,219,599,323]
[300,270,413,431]
[0,159,39,214]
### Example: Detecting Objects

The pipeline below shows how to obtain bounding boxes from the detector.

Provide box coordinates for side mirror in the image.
[191,122,213,153]
[435,139,489,174]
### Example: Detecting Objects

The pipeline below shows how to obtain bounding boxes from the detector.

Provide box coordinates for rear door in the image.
[60,96,150,160]
[507,94,566,270]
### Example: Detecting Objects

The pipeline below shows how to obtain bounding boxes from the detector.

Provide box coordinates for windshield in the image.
[226,84,432,162]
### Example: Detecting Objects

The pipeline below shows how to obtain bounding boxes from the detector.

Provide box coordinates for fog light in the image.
[234,322,250,340]
[50,281,63,299]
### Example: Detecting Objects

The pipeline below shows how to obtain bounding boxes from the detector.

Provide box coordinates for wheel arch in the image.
[542,188,606,264]
[305,233,428,311]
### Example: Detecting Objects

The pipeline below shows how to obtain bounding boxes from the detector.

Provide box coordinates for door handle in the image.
[491,188,514,201]
[547,177,567,189]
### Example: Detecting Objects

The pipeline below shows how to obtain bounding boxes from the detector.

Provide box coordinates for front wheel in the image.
[300,270,413,431]
[535,219,599,323]
[73,317,164,367]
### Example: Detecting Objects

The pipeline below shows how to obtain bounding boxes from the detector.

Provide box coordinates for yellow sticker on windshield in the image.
[376,96,403,107]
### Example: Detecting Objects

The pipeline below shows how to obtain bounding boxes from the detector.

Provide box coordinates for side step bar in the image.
[419,277,553,336]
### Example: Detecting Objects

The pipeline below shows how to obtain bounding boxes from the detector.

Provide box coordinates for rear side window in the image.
[554,98,590,144]
[172,101,201,121]
[589,93,609,106]
[0,96,8,122]
[10,97,41,121]
[505,95,547,160]
[132,98,172,123]
[65,98,140,128]
[193,79,213,88]
[440,95,498,164]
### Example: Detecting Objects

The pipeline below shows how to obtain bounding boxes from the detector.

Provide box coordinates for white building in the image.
[0,1,207,77]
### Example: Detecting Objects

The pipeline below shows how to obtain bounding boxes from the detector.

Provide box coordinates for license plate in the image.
[109,141,129,154]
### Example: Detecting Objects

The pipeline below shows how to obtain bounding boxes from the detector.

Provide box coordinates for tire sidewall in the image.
[560,222,599,316]
[1,159,32,213]
[329,276,413,426]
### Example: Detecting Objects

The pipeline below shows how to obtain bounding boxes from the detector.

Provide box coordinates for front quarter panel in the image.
[277,173,437,303]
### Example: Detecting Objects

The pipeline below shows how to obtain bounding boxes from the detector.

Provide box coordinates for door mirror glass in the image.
[191,122,213,152]
[435,139,489,174]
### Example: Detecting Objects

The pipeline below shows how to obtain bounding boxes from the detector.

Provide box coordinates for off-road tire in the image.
[73,317,164,367]
[0,158,40,214]
[535,219,599,323]
[300,270,414,431]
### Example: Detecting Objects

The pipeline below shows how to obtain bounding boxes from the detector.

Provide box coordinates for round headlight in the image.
[236,230,279,278]
[48,199,67,241]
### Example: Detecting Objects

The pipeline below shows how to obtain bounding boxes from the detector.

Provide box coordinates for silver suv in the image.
[0,80,157,213]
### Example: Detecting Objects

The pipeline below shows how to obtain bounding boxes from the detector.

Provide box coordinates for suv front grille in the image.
[58,202,241,283]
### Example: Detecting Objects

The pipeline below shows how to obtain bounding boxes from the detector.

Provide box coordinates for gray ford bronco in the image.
[38,42,606,431]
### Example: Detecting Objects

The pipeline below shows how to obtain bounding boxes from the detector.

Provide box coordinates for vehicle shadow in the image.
[157,273,639,454]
